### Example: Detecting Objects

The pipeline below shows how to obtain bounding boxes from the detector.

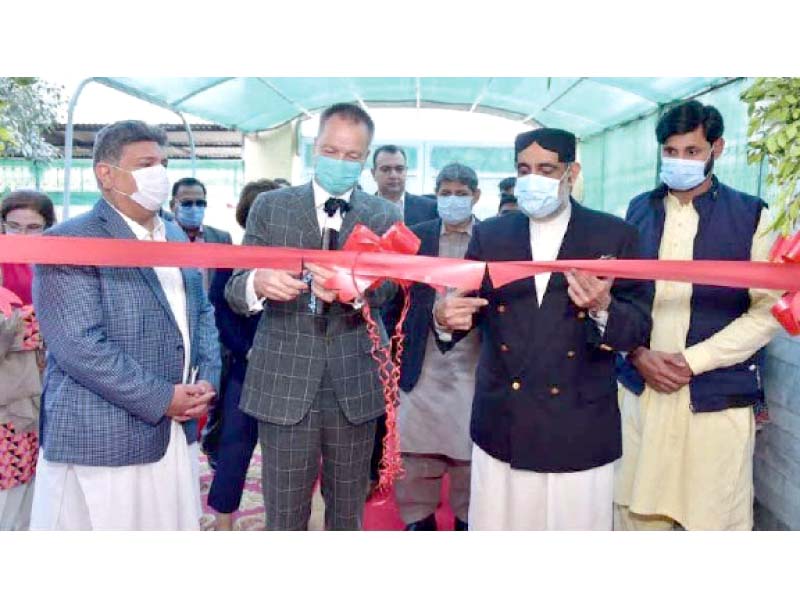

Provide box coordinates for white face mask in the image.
[515,169,570,219]
[108,164,170,212]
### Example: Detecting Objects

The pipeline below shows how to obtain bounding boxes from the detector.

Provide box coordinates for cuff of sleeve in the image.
[683,344,715,376]
[245,270,265,313]
[432,307,453,342]
[589,309,609,337]
[149,380,176,425]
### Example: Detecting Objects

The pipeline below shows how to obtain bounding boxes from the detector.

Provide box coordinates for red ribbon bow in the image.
[769,232,800,335]
[324,222,422,302]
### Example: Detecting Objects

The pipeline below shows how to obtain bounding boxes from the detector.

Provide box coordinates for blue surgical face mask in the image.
[659,151,714,191]
[314,155,364,196]
[437,194,473,225]
[176,204,205,229]
[515,169,570,220]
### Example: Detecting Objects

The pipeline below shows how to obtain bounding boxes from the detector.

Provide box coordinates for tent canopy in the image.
[94,77,734,138]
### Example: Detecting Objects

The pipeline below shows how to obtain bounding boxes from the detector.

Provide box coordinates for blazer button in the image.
[577,311,587,320]
[550,386,561,396]
[177,344,184,351]
[500,343,510,352]
[566,350,576,358]
[497,304,507,314]
[511,380,521,391]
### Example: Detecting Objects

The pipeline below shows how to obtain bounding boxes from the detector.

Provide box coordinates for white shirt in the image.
[529,201,572,306]
[529,202,608,331]
[436,202,607,338]
[245,179,353,312]
[107,201,192,383]
[395,192,406,222]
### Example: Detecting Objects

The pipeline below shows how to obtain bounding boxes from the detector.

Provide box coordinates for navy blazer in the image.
[404,193,438,226]
[453,201,651,473]
[33,199,222,467]
[394,218,445,392]
[208,268,259,360]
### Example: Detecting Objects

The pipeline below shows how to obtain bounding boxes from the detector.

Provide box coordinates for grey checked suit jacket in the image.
[225,182,402,426]
[33,199,221,467]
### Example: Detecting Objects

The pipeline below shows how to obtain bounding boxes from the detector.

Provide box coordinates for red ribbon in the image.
[3,225,799,488]
[769,232,800,335]
[335,222,420,492]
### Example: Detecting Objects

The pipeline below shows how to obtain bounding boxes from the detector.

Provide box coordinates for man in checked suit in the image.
[225,103,402,530]
[30,120,221,530]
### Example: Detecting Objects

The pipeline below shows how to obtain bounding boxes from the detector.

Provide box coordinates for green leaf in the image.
[767,136,779,154]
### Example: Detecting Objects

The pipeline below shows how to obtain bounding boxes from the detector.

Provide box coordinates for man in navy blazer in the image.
[435,128,651,530]
[30,120,221,530]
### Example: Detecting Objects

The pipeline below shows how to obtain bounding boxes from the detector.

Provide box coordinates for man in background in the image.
[498,176,518,214]
[169,177,232,291]
[391,163,482,531]
[371,144,437,226]
[369,144,439,492]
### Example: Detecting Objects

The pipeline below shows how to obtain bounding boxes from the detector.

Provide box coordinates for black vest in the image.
[620,177,768,412]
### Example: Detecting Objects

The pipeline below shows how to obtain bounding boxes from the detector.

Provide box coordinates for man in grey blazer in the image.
[225,103,401,530]
[30,120,221,530]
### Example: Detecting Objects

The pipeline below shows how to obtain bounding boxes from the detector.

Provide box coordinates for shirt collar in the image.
[529,198,573,230]
[312,179,354,208]
[105,199,165,241]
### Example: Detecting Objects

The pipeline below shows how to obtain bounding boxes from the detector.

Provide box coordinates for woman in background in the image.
[206,179,279,530]
[0,190,55,530]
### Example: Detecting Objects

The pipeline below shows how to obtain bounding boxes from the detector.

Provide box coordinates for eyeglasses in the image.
[178,200,207,208]
[3,221,45,234]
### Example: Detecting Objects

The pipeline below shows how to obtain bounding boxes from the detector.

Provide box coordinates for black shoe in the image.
[454,518,468,531]
[405,514,437,531]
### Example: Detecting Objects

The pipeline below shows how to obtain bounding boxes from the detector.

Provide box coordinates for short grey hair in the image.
[435,162,479,192]
[92,120,168,166]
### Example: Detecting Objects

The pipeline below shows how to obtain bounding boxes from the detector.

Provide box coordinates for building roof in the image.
[44,123,243,160]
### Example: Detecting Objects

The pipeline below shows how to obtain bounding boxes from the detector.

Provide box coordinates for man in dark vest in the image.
[434,128,651,530]
[614,100,782,531]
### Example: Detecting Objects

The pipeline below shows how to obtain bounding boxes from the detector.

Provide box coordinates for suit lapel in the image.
[295,182,322,248]
[96,200,180,332]
[503,212,538,306]
[532,200,584,343]
[339,190,367,246]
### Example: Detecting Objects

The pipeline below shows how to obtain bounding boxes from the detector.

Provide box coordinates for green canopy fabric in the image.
[94,77,733,137]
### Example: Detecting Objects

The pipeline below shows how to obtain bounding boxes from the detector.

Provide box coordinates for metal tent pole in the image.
[63,77,95,220]
[177,112,197,175]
